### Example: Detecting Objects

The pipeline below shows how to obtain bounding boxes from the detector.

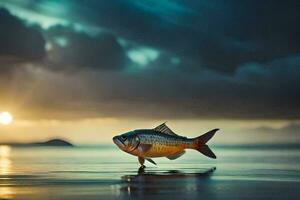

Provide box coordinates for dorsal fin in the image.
[153,122,178,136]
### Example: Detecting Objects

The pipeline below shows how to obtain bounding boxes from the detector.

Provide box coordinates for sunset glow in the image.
[0,112,13,125]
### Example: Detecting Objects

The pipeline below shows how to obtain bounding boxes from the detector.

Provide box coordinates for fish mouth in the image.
[112,136,125,148]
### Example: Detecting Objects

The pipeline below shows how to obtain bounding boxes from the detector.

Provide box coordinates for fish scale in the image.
[139,131,191,146]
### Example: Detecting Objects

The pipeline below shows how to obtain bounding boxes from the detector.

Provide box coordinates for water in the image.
[0,144,300,200]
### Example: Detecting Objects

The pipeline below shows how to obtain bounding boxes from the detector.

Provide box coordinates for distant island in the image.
[0,139,74,147]
[34,139,74,147]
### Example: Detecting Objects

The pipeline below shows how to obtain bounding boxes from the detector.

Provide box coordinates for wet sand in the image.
[0,145,300,199]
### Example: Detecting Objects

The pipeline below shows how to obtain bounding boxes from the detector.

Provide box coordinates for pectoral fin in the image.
[166,151,186,160]
[139,144,152,152]
[146,158,157,165]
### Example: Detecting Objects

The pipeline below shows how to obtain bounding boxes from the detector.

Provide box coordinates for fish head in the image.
[113,131,140,153]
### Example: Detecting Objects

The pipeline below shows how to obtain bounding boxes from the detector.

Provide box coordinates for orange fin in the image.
[193,129,219,159]
[166,151,186,160]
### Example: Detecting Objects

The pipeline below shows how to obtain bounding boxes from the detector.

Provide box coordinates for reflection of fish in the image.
[120,167,216,197]
[113,123,219,166]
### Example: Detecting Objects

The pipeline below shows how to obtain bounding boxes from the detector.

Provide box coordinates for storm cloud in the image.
[0,1,299,120]
[0,8,45,63]
[47,0,300,72]
[45,25,127,70]
[6,55,299,120]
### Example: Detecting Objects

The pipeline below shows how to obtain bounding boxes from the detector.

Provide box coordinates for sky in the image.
[0,0,299,144]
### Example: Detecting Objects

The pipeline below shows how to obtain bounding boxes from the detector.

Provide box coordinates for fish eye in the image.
[120,135,127,141]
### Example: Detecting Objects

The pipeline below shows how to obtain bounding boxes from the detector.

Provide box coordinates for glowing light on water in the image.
[0,146,14,199]
[0,187,14,200]
[0,146,11,175]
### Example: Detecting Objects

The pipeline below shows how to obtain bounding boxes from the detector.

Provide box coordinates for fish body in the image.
[113,123,219,166]
[130,130,192,157]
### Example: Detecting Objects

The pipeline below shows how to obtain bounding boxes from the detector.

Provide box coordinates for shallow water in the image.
[0,145,300,200]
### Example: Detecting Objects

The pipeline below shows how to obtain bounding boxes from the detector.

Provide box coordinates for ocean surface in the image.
[0,144,300,200]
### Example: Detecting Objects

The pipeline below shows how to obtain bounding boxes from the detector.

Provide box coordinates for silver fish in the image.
[113,123,219,166]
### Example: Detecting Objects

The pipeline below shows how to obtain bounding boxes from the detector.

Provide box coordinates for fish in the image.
[113,123,219,167]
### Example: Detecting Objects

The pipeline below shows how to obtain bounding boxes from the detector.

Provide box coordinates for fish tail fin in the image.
[193,129,219,159]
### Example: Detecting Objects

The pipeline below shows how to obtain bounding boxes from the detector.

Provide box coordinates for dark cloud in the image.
[10,55,299,120]
[60,0,300,72]
[109,56,300,119]
[0,2,300,120]
[0,7,45,94]
[45,25,127,70]
[0,8,45,63]
[2,1,300,72]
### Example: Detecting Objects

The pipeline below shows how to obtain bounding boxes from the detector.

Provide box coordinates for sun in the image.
[0,112,13,125]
